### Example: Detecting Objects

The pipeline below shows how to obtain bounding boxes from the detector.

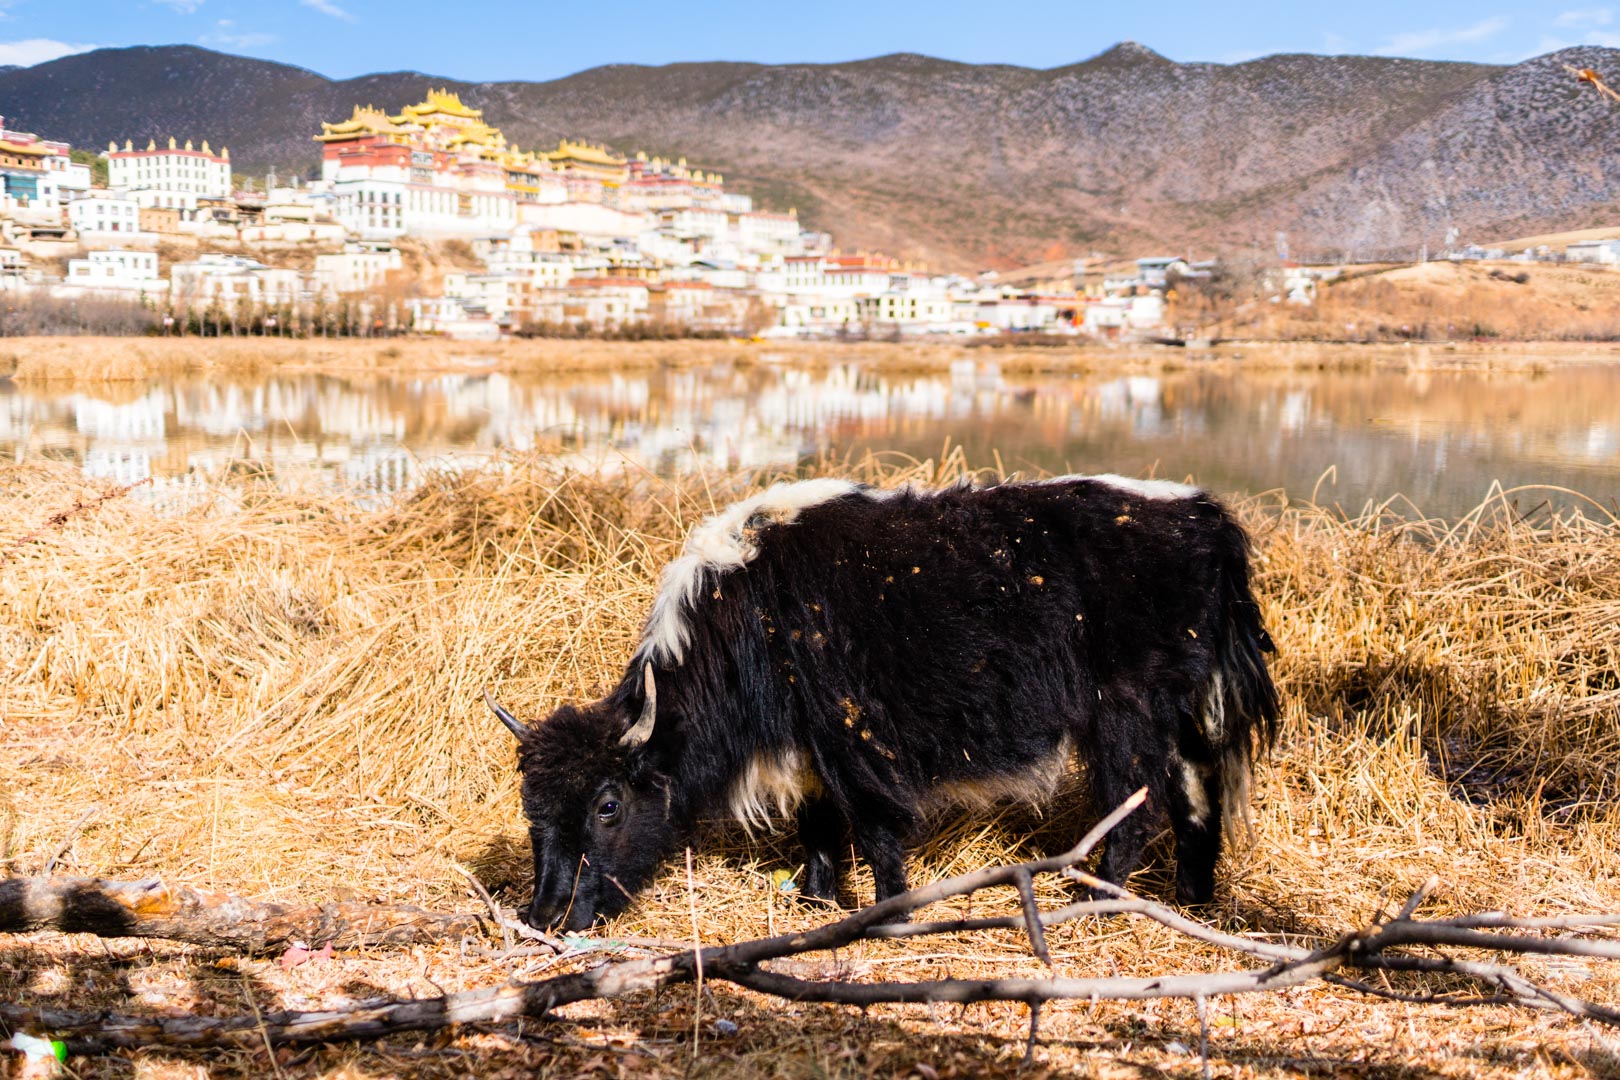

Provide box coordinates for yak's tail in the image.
[1200,515,1279,846]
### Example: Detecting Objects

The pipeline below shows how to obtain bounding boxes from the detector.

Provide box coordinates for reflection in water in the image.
[4,358,1620,518]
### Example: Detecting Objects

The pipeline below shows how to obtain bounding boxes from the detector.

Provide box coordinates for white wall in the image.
[69,197,143,235]
[109,149,230,198]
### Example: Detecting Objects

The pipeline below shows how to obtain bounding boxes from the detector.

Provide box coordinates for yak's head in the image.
[485,665,678,931]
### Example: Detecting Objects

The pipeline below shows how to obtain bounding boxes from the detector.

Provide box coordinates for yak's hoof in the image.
[795,862,840,907]
[1176,886,1215,909]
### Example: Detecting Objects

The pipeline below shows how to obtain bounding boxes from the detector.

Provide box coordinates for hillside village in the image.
[2,90,1619,341]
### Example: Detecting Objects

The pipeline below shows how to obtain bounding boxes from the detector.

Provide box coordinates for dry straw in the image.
[4,454,1620,1077]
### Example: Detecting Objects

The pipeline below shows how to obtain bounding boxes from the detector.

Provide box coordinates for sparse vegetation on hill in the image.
[1245,261,1620,342]
[4,43,1620,268]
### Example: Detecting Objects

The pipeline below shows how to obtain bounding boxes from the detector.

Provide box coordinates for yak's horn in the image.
[619,664,657,748]
[484,689,527,740]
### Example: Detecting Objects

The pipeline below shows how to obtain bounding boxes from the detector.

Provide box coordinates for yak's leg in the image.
[795,796,846,905]
[1089,705,1167,893]
[1167,752,1223,906]
[851,817,910,906]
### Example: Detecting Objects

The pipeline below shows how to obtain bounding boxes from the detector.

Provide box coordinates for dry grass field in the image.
[4,455,1620,1077]
[0,335,1181,384]
[1248,261,1620,344]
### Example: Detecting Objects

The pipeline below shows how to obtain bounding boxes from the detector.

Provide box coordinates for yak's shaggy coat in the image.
[501,475,1278,930]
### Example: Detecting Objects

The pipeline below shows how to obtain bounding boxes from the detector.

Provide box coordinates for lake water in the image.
[4,355,1619,519]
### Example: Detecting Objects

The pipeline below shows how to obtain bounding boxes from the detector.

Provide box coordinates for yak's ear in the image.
[618,664,657,748]
[484,689,528,741]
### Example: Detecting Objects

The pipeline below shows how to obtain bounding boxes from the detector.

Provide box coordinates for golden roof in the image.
[445,128,506,151]
[316,105,402,142]
[312,95,626,185]
[0,139,48,159]
[546,139,627,167]
[392,88,482,123]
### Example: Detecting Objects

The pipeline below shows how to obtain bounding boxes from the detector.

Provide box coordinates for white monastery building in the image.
[107,138,232,199]
[68,193,143,236]
[64,250,167,296]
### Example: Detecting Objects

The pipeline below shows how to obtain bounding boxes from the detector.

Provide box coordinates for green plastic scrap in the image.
[8,1033,67,1064]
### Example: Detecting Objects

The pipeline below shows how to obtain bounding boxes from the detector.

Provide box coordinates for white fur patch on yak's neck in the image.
[636,478,860,665]
[728,748,818,833]
[1044,473,1202,502]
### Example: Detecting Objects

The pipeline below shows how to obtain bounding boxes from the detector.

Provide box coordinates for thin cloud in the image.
[0,38,96,66]
[1554,8,1613,28]
[1372,16,1510,57]
[199,19,276,49]
[154,0,205,12]
[300,0,356,21]
[1535,10,1620,56]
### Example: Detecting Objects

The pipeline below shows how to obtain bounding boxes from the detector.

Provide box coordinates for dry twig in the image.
[0,477,150,566]
[6,789,1620,1064]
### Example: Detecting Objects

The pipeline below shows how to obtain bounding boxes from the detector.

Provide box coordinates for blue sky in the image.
[2,1,1616,78]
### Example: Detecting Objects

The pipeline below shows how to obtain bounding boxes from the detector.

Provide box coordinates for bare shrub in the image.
[0,293,159,337]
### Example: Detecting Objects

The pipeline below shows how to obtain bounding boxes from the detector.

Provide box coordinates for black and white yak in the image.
[486,474,1278,930]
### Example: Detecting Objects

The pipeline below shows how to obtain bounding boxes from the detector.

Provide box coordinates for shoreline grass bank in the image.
[3,458,1619,1077]
[2,334,1619,385]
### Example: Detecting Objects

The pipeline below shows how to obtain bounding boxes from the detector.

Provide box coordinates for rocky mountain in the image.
[2,42,1617,268]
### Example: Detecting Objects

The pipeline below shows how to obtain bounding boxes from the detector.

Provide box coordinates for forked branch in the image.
[5,788,1620,1061]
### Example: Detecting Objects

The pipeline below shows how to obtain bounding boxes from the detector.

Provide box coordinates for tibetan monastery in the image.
[315,90,629,192]
[313,90,760,240]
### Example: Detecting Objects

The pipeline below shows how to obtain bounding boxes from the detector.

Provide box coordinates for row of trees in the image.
[0,293,155,337]
[516,319,741,341]
[0,293,415,338]
[3,293,787,341]
[155,295,414,338]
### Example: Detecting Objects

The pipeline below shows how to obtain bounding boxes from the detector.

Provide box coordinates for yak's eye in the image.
[596,799,621,824]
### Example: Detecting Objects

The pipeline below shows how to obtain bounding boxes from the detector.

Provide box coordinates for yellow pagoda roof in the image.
[315,93,629,180]
[392,88,483,123]
[0,139,49,158]
[546,139,627,167]
[315,105,401,142]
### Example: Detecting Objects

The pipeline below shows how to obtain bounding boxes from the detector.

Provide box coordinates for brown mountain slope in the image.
[2,43,1617,268]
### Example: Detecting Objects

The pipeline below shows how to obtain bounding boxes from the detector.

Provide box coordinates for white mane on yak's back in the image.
[636,478,860,665]
[1044,473,1202,502]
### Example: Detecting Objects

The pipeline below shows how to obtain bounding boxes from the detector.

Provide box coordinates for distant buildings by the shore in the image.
[3,96,1619,340]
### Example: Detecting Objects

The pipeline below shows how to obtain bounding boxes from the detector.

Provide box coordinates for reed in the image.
[6,334,1618,389]
[3,457,1618,1077]
[0,335,1023,382]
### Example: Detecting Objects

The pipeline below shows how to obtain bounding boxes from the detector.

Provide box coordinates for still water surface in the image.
[4,356,1619,518]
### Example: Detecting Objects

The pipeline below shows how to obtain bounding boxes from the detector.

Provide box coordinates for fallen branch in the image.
[6,789,1620,1063]
[0,876,490,953]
